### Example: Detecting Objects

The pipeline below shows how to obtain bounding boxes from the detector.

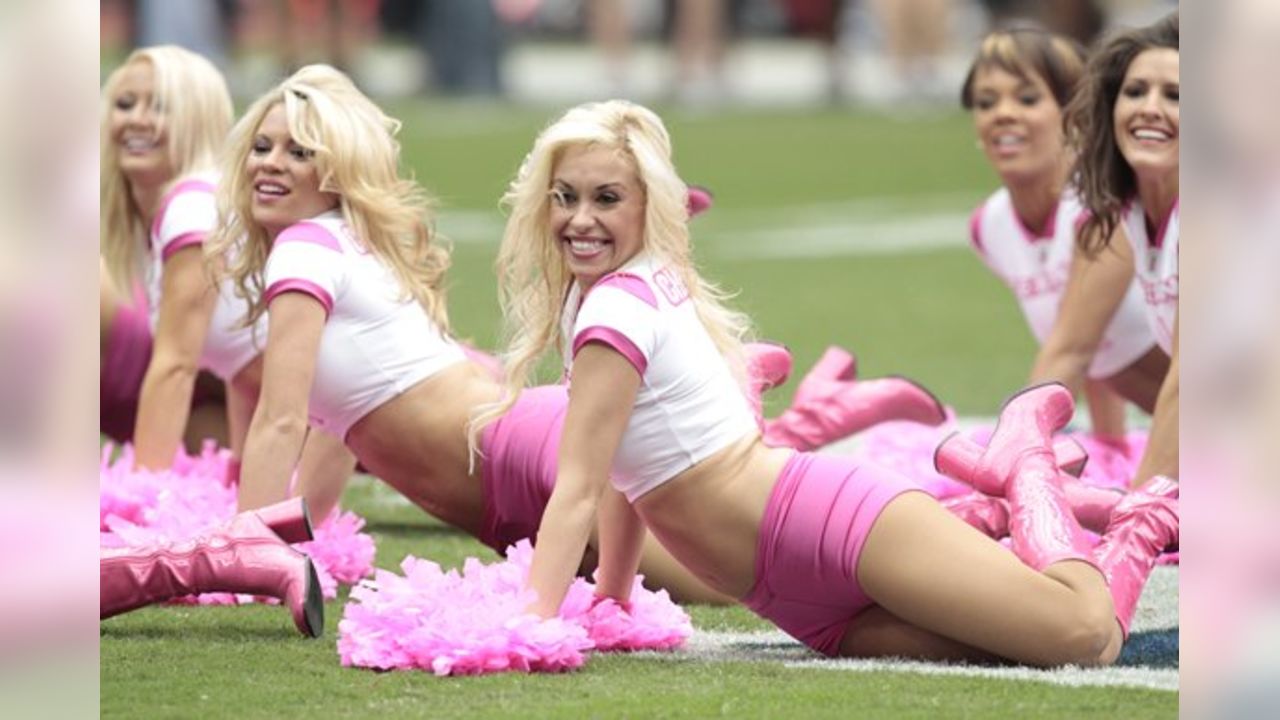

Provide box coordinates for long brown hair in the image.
[1067,12,1178,254]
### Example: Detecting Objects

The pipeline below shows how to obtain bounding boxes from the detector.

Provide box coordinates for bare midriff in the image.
[346,360,503,539]
[634,435,792,600]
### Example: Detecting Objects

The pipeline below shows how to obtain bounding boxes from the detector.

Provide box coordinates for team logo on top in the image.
[653,266,689,306]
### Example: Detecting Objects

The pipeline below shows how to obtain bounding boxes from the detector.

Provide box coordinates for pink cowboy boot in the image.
[1092,475,1179,637]
[943,491,1010,538]
[932,383,1075,497]
[792,346,858,407]
[763,375,947,451]
[941,479,1126,538]
[939,384,1095,571]
[935,434,1124,533]
[746,341,793,394]
[934,433,1091,481]
[100,498,323,638]
[744,340,793,422]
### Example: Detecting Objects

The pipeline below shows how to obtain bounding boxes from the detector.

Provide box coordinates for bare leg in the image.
[225,372,258,463]
[99,259,121,355]
[840,604,999,663]
[294,428,358,524]
[1083,378,1128,439]
[1105,347,1170,414]
[183,401,229,452]
[853,492,1121,667]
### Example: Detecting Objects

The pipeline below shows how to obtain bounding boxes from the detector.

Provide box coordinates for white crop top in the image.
[263,211,466,438]
[970,187,1156,378]
[561,253,758,502]
[147,175,264,380]
[1121,198,1179,356]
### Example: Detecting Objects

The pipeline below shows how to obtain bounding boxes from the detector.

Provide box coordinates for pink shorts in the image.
[477,385,567,552]
[743,452,922,656]
[100,290,153,443]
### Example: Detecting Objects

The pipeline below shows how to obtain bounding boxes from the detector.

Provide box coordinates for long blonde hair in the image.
[472,100,752,445]
[100,46,232,291]
[206,64,451,332]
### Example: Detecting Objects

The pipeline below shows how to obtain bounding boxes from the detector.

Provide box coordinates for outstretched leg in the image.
[853,492,1120,667]
[851,385,1133,666]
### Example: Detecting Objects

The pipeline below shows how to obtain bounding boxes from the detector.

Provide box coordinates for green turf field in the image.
[101,103,1176,718]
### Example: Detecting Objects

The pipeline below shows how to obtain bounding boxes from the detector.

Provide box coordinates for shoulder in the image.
[152,175,218,238]
[969,188,1008,255]
[589,271,658,309]
[273,214,347,256]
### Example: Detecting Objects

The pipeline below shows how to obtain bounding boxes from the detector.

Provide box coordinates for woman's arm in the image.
[294,427,359,524]
[132,246,217,469]
[1031,228,1137,395]
[237,292,326,511]
[526,343,641,618]
[593,486,647,602]
[1132,311,1178,486]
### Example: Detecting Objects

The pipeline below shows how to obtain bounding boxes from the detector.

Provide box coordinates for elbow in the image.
[1031,345,1094,387]
[257,410,309,440]
[145,353,201,385]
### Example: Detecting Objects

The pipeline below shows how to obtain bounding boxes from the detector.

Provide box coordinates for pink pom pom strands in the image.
[100,442,376,603]
[339,540,692,676]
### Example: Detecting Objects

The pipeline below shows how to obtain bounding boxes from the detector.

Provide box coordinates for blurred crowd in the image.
[100,0,1176,106]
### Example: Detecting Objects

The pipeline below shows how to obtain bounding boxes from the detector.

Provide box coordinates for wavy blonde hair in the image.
[100,46,232,291]
[471,100,753,446]
[206,64,451,332]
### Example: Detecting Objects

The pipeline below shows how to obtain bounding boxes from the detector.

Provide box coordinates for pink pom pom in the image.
[100,442,376,604]
[338,547,592,676]
[299,510,376,585]
[338,539,694,675]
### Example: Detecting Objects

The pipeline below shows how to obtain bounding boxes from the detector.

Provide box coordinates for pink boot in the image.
[746,341,793,394]
[793,346,857,407]
[939,384,1095,571]
[763,375,946,451]
[935,433,1091,480]
[100,498,323,638]
[940,480,1125,538]
[932,383,1076,497]
[1092,476,1179,637]
[935,433,1125,533]
[744,341,793,423]
[943,492,1010,537]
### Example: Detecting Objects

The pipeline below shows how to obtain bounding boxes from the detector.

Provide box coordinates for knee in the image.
[1043,600,1120,667]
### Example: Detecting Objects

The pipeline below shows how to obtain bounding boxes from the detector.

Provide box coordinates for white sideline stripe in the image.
[784,655,1180,692]
[436,202,973,258]
[669,630,1178,692]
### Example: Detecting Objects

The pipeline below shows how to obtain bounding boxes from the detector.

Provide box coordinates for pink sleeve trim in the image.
[151,179,217,238]
[573,326,647,376]
[968,203,986,256]
[161,231,206,262]
[265,279,333,318]
[274,222,343,253]
[592,272,657,308]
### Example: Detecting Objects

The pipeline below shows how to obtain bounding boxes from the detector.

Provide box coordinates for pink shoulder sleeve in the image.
[969,202,986,257]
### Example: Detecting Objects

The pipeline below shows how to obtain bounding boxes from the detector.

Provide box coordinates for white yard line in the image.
[673,566,1178,692]
[437,197,975,259]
